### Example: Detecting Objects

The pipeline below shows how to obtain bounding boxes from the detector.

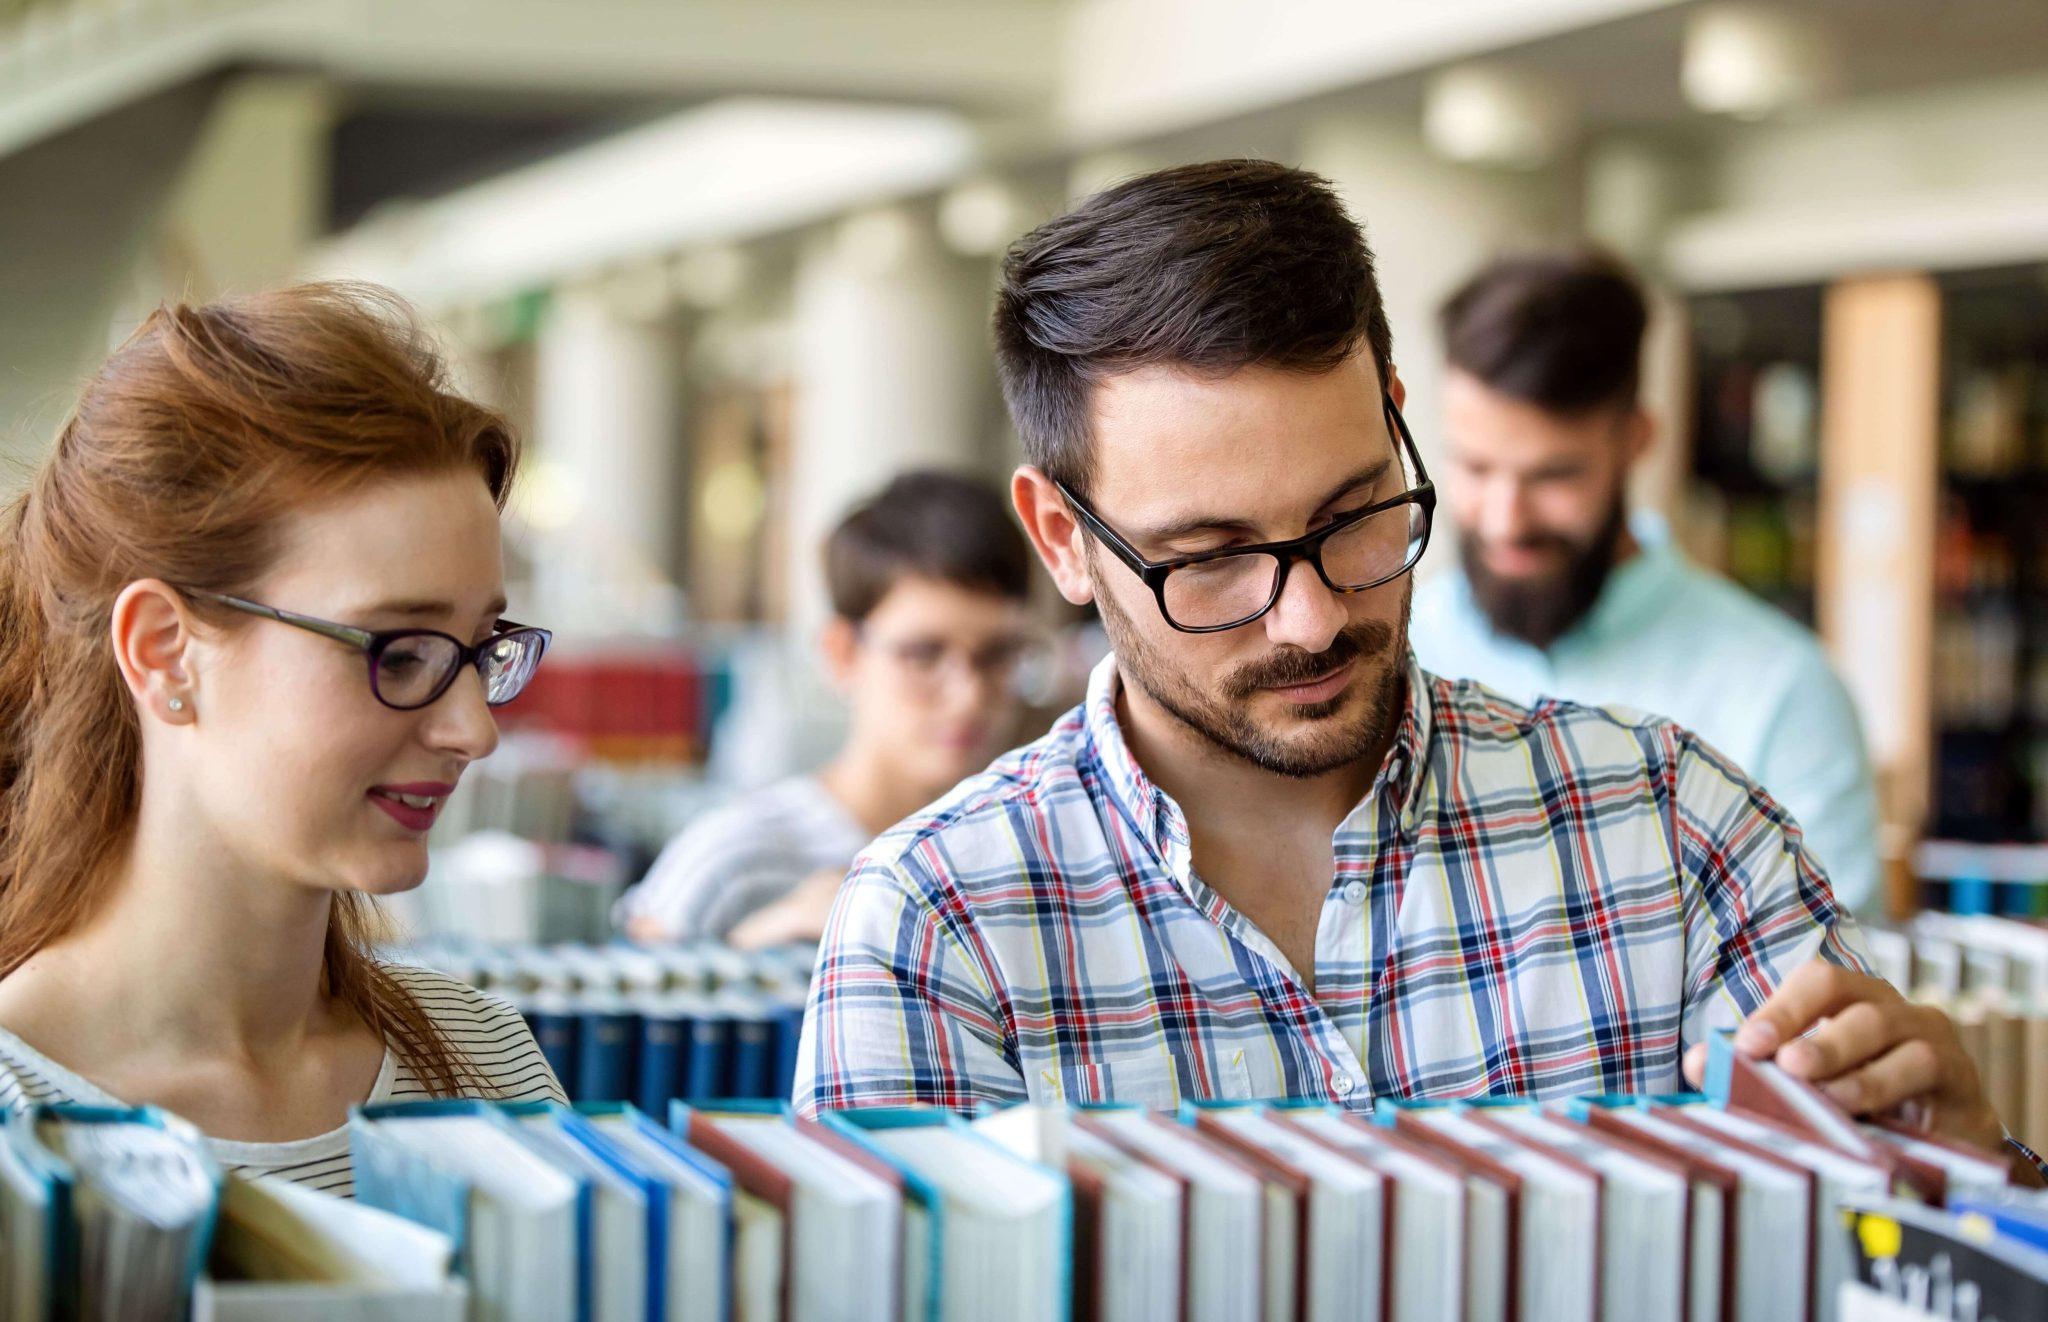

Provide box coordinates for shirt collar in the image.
[1082,648,1435,869]
[1572,511,1686,647]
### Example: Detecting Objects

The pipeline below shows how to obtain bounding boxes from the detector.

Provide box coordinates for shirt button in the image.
[1342,881,1367,905]
[1332,1072,1354,1096]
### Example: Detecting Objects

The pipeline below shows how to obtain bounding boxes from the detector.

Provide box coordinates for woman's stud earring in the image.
[168,697,186,713]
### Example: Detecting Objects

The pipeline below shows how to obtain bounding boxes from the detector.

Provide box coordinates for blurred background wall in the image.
[6,0,2048,917]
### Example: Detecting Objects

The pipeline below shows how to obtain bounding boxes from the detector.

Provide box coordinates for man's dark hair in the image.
[992,159,1395,495]
[1439,249,1648,414]
[824,469,1032,622]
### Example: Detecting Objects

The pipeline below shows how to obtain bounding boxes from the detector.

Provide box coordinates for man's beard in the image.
[1093,565,1409,780]
[1459,495,1628,650]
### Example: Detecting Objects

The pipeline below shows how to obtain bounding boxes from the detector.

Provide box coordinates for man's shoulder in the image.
[668,776,838,856]
[1656,559,1835,676]
[1424,667,1701,771]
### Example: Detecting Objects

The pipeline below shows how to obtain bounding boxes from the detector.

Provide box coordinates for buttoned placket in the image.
[1148,766,1405,1111]
[1089,655,1428,1110]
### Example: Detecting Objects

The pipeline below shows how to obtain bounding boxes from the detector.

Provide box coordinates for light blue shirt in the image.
[1410,517,1880,911]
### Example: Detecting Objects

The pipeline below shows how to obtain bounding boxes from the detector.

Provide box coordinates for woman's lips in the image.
[368,782,454,833]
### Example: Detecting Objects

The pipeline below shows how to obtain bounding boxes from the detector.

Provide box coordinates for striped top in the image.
[798,653,1872,1116]
[614,775,870,942]
[0,964,563,1197]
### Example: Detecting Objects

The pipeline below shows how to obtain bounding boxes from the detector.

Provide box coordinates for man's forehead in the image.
[1084,353,1394,521]
[1443,370,1624,457]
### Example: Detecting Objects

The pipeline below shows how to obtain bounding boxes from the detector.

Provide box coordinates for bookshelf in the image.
[1682,283,1825,626]
[1682,266,2048,916]
[1933,265,2048,850]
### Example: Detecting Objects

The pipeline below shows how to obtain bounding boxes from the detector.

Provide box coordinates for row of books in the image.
[496,645,737,767]
[391,940,816,1108]
[359,1037,2040,1322]
[1,1036,2040,1322]
[0,1105,467,1322]
[1863,911,2048,1155]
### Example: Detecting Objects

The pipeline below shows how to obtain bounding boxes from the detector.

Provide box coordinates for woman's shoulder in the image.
[380,961,522,1026]
[377,962,564,1103]
[0,1026,98,1114]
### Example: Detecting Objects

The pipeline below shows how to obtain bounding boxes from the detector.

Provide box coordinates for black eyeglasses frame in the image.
[1055,395,1436,634]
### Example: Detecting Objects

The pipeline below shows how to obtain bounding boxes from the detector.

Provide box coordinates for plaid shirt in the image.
[796,653,1869,1117]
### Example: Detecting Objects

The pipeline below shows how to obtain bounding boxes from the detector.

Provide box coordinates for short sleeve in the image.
[1672,730,1873,1052]
[614,804,819,942]
[793,853,1024,1117]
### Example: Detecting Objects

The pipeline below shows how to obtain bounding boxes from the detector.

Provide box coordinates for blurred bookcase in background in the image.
[1680,264,2048,918]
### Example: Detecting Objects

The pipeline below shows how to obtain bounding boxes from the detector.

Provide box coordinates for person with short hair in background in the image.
[616,470,1036,948]
[1408,250,1881,911]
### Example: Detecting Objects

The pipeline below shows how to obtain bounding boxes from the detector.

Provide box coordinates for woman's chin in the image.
[336,846,432,897]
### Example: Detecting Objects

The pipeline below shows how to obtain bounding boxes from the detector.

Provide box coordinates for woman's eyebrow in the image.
[356,596,509,621]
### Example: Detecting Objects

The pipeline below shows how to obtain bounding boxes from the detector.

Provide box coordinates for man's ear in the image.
[110,579,198,724]
[818,614,861,693]
[1387,364,1408,413]
[1012,467,1095,609]
[1622,405,1656,465]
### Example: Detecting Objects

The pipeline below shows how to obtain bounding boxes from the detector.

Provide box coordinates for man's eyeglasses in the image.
[180,589,552,712]
[1057,395,1436,633]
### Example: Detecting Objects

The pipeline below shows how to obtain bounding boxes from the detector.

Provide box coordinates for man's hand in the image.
[727,868,846,951]
[1682,960,2039,1184]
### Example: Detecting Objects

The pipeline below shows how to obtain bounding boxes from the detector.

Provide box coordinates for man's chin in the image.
[1229,682,1394,777]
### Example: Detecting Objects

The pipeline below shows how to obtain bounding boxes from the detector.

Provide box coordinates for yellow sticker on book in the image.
[1854,1211,1902,1260]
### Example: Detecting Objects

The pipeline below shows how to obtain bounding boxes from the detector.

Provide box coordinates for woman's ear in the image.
[110,580,198,724]
[818,614,862,693]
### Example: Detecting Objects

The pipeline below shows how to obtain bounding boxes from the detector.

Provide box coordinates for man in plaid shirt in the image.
[796,161,2041,1183]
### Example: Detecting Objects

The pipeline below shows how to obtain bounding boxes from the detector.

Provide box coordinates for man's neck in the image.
[1114,674,1390,855]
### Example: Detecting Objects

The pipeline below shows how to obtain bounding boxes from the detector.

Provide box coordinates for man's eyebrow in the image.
[1134,458,1396,545]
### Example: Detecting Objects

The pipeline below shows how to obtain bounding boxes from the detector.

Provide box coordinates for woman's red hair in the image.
[0,281,519,1096]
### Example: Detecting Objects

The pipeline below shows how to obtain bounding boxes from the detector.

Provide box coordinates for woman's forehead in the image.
[261,471,504,620]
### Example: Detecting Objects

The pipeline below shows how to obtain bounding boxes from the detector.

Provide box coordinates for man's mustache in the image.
[1222,621,1397,698]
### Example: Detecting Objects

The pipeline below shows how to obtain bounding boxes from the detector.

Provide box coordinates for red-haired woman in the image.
[0,283,565,1194]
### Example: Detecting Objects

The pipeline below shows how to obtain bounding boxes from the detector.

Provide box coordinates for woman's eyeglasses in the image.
[179,589,552,712]
[1057,395,1435,634]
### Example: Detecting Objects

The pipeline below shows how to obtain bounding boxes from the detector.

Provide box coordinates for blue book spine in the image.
[528,1005,581,1100]
[769,1003,805,1102]
[726,1013,774,1099]
[1703,1028,1741,1106]
[681,1012,731,1100]
[1951,1199,2048,1253]
[637,1009,690,1117]
[1371,1096,1464,1125]
[577,1007,640,1104]
[1950,875,1994,916]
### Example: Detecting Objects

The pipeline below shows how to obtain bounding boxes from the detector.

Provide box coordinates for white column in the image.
[1299,112,1575,449]
[785,207,991,632]
[1585,137,1699,523]
[529,285,685,636]
[1299,112,1575,579]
